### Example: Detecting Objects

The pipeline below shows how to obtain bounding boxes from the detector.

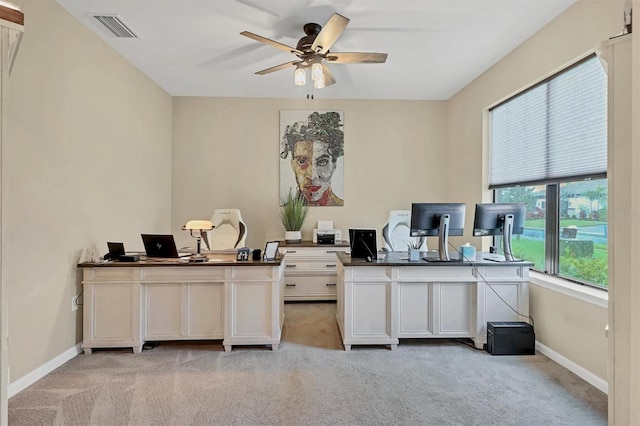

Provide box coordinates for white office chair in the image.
[382,210,427,252]
[207,209,248,250]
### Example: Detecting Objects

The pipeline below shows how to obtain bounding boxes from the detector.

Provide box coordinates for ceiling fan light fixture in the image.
[311,62,323,81]
[313,73,325,89]
[294,66,306,86]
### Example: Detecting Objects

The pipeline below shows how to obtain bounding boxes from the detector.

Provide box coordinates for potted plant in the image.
[279,190,310,243]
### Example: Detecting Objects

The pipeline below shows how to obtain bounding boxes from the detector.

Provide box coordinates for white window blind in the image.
[489,55,607,188]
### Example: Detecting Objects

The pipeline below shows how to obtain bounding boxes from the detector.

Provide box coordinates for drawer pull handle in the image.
[326,250,337,253]
[326,264,336,268]
[286,283,297,287]
[326,283,336,287]
[286,264,297,268]
[287,250,297,253]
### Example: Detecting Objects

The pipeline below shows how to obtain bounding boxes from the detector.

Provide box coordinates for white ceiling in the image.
[54,0,576,100]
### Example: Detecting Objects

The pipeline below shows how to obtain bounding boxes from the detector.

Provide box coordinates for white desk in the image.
[78,254,284,353]
[336,252,531,351]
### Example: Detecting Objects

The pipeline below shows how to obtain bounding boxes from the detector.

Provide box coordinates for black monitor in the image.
[473,203,526,261]
[349,229,377,261]
[410,203,466,261]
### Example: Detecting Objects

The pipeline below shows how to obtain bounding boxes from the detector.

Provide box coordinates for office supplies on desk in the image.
[141,234,190,258]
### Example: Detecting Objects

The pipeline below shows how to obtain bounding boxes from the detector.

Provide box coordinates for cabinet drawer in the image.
[86,267,137,282]
[284,261,338,273]
[142,267,225,282]
[284,275,337,300]
[282,248,347,260]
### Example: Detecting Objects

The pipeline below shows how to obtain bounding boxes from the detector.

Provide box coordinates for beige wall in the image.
[530,285,608,379]
[446,0,621,384]
[6,0,173,380]
[171,97,447,250]
[4,0,624,397]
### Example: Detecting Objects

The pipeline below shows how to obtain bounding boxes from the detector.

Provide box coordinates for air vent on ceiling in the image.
[89,14,139,38]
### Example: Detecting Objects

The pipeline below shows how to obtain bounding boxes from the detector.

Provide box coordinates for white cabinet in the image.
[141,267,225,341]
[338,266,396,351]
[398,282,474,338]
[143,283,224,340]
[223,266,285,351]
[280,243,350,301]
[81,268,143,354]
[337,254,530,351]
[80,260,284,353]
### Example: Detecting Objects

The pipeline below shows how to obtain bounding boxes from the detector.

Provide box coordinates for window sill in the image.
[529,271,608,309]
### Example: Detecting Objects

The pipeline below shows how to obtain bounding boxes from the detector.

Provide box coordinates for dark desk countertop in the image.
[78,253,283,268]
[278,240,350,248]
[336,251,534,267]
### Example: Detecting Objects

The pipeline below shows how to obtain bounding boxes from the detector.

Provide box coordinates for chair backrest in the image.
[382,209,427,251]
[207,209,247,250]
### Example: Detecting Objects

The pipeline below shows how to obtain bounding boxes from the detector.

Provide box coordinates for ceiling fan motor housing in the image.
[297,22,322,52]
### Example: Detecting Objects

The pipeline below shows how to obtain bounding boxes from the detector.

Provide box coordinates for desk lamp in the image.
[182,220,214,262]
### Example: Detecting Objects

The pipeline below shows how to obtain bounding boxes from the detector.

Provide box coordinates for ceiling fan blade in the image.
[311,13,350,54]
[327,52,388,64]
[240,31,303,56]
[321,62,336,86]
[255,61,300,75]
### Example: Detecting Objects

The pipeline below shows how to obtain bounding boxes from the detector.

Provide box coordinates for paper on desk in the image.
[318,220,333,230]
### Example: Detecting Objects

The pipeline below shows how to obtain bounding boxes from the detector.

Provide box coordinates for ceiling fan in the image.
[240,13,388,89]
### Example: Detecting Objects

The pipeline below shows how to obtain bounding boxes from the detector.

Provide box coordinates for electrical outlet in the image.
[71,296,78,312]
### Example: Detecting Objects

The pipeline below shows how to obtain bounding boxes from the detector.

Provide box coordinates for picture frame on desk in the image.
[264,241,279,261]
[236,247,250,261]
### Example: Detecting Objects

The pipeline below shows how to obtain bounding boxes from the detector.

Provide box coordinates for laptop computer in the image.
[141,234,190,258]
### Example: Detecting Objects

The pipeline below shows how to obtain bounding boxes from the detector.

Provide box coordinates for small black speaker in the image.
[252,249,262,260]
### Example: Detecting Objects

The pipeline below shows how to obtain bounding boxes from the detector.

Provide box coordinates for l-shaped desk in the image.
[78,250,531,353]
[336,252,532,351]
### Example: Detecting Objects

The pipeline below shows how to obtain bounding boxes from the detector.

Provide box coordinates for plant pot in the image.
[285,230,302,243]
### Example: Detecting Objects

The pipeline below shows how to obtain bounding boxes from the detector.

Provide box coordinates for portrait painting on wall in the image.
[279,110,344,206]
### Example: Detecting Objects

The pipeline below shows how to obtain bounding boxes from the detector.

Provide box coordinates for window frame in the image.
[488,53,608,290]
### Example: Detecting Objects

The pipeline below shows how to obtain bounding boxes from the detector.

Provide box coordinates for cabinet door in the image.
[187,283,224,338]
[90,283,138,341]
[435,282,473,336]
[144,283,225,340]
[83,277,142,354]
[398,282,433,337]
[145,284,182,339]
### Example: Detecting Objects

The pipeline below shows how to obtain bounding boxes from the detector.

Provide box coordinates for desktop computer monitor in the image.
[410,203,466,261]
[473,203,526,261]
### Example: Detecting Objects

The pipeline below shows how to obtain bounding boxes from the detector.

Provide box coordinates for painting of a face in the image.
[280,110,344,206]
[291,140,336,203]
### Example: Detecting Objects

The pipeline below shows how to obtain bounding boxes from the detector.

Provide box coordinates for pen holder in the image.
[409,248,420,262]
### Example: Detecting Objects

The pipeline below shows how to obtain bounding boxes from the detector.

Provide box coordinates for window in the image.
[489,55,608,288]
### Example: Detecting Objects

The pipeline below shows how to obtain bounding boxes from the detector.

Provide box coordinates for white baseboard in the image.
[8,343,83,398]
[536,341,608,394]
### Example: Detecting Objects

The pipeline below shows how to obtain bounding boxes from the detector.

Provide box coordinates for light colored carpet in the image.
[9,302,607,425]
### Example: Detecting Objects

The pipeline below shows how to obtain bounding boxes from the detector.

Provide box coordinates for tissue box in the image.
[459,245,476,261]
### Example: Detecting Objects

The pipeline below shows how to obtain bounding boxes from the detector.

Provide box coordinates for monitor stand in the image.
[482,253,522,262]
